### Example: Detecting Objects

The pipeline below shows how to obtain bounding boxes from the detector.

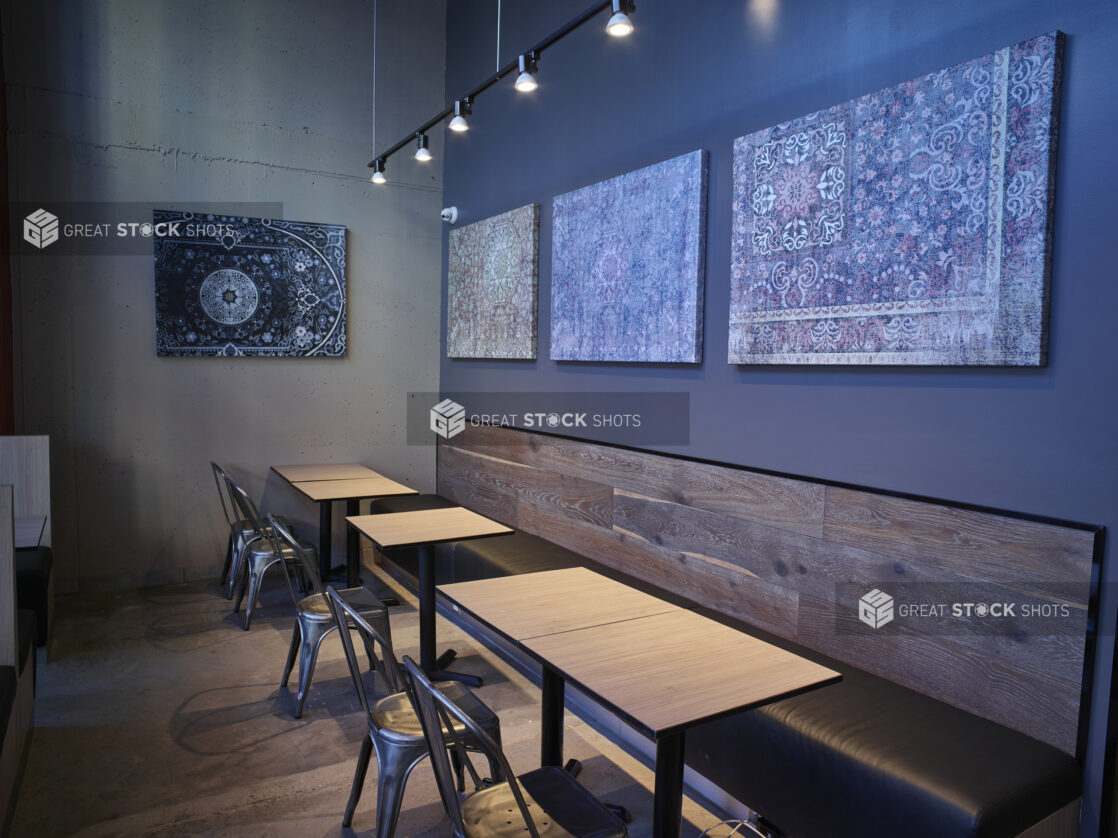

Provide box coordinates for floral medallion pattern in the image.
[729,32,1062,365]
[154,211,346,357]
[447,204,539,359]
[551,150,708,363]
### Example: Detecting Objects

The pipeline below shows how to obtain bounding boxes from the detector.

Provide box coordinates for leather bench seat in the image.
[686,608,1080,838]
[410,515,1081,837]
[15,546,51,646]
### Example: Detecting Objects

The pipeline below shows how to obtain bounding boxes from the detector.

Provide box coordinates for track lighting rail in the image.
[368,0,632,178]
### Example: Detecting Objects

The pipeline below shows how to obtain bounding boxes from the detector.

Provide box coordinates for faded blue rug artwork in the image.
[729,32,1062,365]
[447,204,539,359]
[154,210,346,357]
[551,150,708,363]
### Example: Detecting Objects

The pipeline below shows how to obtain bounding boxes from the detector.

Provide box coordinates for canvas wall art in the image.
[729,32,1062,365]
[551,150,708,363]
[154,211,346,357]
[447,204,539,359]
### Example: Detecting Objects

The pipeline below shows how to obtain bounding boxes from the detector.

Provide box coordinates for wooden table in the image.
[271,463,416,585]
[347,507,512,686]
[439,571,841,838]
[13,516,45,550]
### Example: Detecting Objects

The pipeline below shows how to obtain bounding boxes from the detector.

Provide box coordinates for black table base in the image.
[538,662,685,838]
[418,544,482,687]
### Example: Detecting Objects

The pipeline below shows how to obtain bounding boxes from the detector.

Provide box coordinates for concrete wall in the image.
[439,0,1118,832]
[3,0,447,591]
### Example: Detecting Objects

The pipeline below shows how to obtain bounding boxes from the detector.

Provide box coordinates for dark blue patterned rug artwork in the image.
[154,211,346,357]
[729,32,1061,365]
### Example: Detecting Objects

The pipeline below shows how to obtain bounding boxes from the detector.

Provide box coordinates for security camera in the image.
[440,207,458,224]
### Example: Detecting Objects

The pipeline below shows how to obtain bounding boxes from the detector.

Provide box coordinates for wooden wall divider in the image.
[437,424,1103,756]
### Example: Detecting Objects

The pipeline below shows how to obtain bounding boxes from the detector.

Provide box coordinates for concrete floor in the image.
[10,563,731,837]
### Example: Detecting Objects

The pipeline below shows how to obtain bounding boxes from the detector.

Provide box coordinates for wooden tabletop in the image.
[523,609,841,738]
[347,507,512,550]
[271,463,377,483]
[440,567,684,642]
[291,476,417,503]
[14,516,45,550]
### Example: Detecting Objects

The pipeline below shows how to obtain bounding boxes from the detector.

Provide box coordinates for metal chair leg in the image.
[374,746,423,838]
[294,620,330,718]
[343,734,373,828]
[228,539,248,601]
[232,560,249,613]
[220,533,233,586]
[281,624,300,687]
[241,568,264,630]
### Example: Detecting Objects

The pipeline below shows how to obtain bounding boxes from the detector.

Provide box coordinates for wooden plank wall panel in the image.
[437,445,526,528]
[438,426,1098,755]
[451,423,825,537]
[825,488,1095,597]
[517,503,801,639]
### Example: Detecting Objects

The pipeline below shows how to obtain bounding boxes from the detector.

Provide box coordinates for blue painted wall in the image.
[438,0,1118,832]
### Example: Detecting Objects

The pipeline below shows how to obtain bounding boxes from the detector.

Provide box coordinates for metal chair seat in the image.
[460,765,627,838]
[369,680,499,745]
[295,585,384,620]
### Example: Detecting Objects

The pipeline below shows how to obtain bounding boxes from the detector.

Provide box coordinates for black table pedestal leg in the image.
[418,544,481,687]
[541,666,564,767]
[653,732,685,838]
[318,500,332,582]
[345,499,360,588]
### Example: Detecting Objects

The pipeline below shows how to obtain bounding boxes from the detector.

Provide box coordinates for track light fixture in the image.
[448,98,472,132]
[514,52,539,92]
[367,1,637,184]
[606,0,635,36]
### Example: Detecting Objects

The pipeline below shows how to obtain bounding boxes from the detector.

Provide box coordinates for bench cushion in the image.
[15,546,52,646]
[367,494,458,515]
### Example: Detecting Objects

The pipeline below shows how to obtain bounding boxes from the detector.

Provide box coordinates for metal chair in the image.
[263,513,390,718]
[403,655,628,838]
[325,586,503,836]
[211,462,282,598]
[225,476,313,630]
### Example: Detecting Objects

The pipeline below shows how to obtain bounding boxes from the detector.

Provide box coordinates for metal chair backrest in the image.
[265,512,323,599]
[401,655,533,838]
[210,462,238,527]
[224,474,267,539]
[326,585,405,701]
